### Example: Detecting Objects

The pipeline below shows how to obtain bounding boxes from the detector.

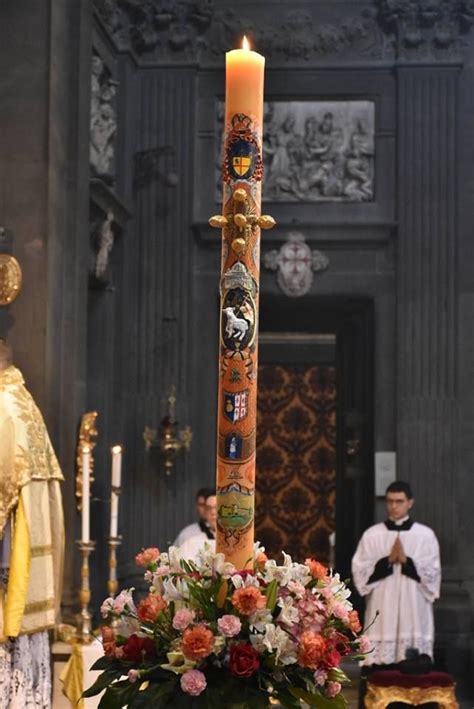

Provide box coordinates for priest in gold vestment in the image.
[0,339,64,707]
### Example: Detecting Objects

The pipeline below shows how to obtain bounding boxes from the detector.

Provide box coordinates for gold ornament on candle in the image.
[76,540,95,644]
[210,37,275,569]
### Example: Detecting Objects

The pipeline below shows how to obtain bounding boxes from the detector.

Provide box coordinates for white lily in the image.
[261,623,297,665]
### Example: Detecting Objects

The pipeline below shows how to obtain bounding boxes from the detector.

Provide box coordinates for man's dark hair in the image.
[196,487,215,500]
[385,480,414,499]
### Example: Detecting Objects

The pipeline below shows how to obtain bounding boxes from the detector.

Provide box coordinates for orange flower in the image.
[255,552,268,569]
[135,547,160,567]
[297,631,327,669]
[137,593,167,623]
[305,558,329,580]
[181,624,215,661]
[348,609,362,633]
[101,625,116,657]
[231,586,266,616]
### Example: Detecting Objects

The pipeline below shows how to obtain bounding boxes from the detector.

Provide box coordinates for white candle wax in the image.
[110,446,122,538]
[81,447,91,543]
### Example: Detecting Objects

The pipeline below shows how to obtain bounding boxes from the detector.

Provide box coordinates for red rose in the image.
[332,632,351,656]
[122,634,155,662]
[324,648,342,668]
[229,642,260,678]
[232,570,257,582]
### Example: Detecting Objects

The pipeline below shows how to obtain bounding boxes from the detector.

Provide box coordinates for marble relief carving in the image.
[93,1,387,61]
[217,101,375,203]
[378,0,474,60]
[90,54,118,186]
[94,0,474,64]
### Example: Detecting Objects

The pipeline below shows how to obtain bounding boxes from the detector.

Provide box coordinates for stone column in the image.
[380,3,474,567]
[0,0,91,617]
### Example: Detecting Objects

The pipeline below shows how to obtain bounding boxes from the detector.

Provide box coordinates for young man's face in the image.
[196,495,206,520]
[385,491,414,520]
[204,495,217,530]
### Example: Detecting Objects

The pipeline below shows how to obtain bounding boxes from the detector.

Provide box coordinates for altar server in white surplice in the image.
[179,493,217,562]
[352,481,441,666]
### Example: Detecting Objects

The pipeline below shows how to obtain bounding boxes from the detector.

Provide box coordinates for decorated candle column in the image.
[209,38,275,569]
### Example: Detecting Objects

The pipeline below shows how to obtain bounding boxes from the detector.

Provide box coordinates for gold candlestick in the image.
[107,536,122,597]
[76,540,95,644]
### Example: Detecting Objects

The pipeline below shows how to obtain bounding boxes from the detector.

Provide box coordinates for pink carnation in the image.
[331,601,349,622]
[314,668,328,686]
[217,614,242,637]
[172,608,195,631]
[100,597,114,618]
[128,669,140,683]
[288,581,306,599]
[153,565,170,577]
[135,547,160,567]
[180,669,207,696]
[113,590,135,614]
[358,635,372,654]
[326,681,342,697]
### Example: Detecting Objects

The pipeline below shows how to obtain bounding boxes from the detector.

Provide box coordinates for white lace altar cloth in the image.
[0,630,51,708]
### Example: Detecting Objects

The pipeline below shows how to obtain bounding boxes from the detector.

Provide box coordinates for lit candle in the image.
[214,38,268,570]
[110,445,122,539]
[81,446,91,544]
[225,36,265,130]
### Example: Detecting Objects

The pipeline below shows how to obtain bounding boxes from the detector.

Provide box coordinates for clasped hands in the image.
[388,536,407,565]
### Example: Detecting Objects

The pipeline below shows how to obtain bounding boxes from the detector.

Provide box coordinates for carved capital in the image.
[377,0,474,61]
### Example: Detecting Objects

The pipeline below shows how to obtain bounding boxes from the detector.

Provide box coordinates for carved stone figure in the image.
[94,212,115,280]
[90,55,118,184]
[263,232,329,297]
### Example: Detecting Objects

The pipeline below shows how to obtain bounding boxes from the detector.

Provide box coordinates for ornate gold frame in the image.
[0,254,22,305]
[365,682,458,709]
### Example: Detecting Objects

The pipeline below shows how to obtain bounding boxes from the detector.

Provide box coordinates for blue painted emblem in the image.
[227,139,256,180]
[225,433,242,460]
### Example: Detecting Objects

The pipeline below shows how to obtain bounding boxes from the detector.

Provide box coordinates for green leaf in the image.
[89,656,117,671]
[276,688,302,708]
[265,580,278,611]
[327,668,349,684]
[82,668,124,698]
[290,687,347,709]
[128,679,178,707]
[97,679,140,708]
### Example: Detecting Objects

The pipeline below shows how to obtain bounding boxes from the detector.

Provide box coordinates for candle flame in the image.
[111,445,122,454]
[241,35,250,51]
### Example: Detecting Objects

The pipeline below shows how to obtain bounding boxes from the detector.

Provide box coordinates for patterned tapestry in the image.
[256,364,336,564]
